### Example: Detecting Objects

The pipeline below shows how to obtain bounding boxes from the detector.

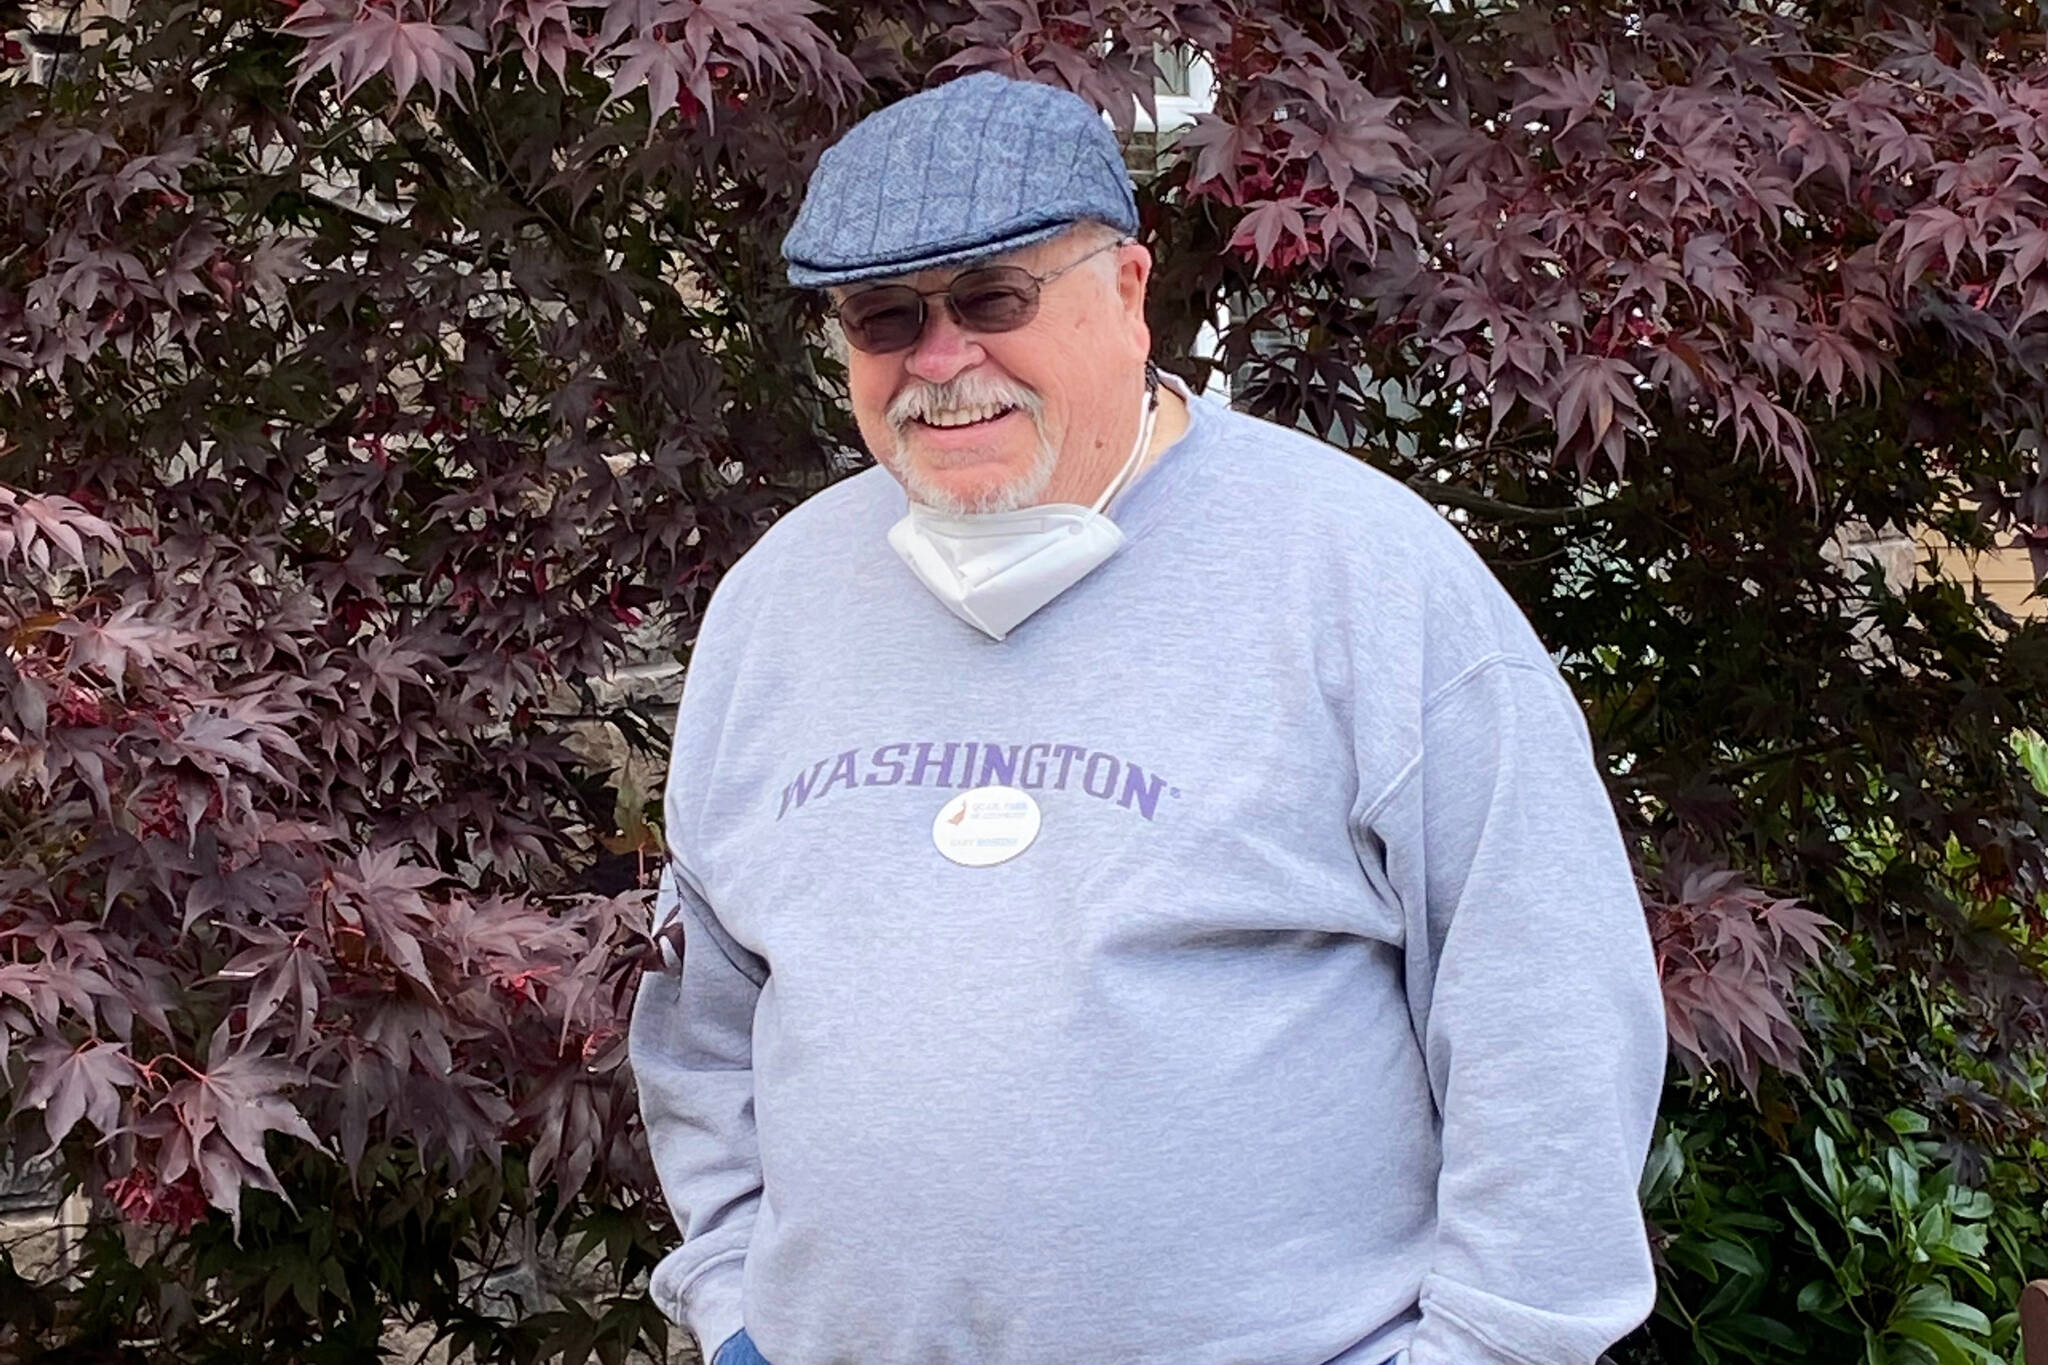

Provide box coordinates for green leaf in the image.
[2007,728,2048,796]
[1887,1146,1922,1218]
[1817,1130,1850,1204]
[1889,1315,1987,1365]
[1785,1202,1841,1272]
[1915,1200,1951,1254]
[1894,1285,1992,1335]
[1948,1188,1993,1221]
[1842,1241,1870,1294]
[1641,1129,1685,1204]
[1720,1312,1803,1350]
[1700,1238,1767,1279]
[1789,1152,1843,1218]
[1699,1264,1760,1319]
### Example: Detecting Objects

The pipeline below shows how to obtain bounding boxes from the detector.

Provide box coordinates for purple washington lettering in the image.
[1118,764,1165,820]
[777,756,831,819]
[863,743,908,786]
[909,741,959,787]
[775,741,1176,823]
[979,744,1020,786]
[816,749,859,798]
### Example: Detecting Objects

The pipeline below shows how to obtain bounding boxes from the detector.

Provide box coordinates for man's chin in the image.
[908,471,1033,515]
[888,451,1047,515]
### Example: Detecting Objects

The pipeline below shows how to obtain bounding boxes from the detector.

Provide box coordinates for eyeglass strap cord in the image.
[1094,360,1165,517]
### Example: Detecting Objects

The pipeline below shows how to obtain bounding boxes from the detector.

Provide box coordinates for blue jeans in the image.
[712,1329,770,1365]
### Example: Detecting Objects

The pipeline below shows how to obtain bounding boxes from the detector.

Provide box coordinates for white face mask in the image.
[888,368,1165,640]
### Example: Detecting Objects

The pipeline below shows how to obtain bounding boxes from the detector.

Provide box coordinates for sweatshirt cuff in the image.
[651,1249,746,1361]
[1407,1270,1646,1365]
[1406,1309,1533,1365]
[1406,1280,1554,1365]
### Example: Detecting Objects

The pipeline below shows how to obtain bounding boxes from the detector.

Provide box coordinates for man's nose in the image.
[903,304,986,386]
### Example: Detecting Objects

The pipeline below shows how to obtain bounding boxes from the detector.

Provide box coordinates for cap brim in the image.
[786,219,1079,289]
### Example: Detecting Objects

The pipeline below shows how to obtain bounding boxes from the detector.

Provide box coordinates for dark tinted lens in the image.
[839,288,925,353]
[947,269,1038,332]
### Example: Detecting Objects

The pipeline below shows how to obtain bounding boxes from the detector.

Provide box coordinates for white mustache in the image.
[888,374,1044,431]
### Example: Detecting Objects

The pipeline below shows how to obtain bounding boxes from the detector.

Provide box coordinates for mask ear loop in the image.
[1093,362,1164,517]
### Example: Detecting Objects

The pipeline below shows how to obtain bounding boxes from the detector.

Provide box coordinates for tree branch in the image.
[1407,479,1624,525]
[1714,737,1856,780]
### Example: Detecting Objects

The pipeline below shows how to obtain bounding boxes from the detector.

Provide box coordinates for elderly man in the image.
[629,72,1667,1365]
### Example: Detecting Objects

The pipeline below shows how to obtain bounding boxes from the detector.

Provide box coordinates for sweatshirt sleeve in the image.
[629,853,766,1359]
[1362,655,1667,1365]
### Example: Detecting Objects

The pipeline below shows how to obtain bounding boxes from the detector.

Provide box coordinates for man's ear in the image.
[1117,242,1154,325]
[1117,243,1155,356]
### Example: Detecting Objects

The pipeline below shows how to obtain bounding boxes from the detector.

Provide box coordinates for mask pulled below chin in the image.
[887,367,1169,641]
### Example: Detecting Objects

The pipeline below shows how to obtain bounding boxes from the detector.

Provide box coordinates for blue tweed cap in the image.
[783,72,1139,288]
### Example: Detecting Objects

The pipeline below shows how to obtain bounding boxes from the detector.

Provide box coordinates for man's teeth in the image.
[921,404,1012,428]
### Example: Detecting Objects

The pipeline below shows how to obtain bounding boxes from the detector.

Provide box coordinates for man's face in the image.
[839,229,1151,515]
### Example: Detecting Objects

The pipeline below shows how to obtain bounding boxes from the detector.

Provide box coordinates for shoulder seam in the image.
[1357,654,1561,829]
[1353,751,1421,831]
[1421,652,1552,716]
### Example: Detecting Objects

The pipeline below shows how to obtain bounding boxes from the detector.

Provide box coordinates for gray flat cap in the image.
[783,72,1138,288]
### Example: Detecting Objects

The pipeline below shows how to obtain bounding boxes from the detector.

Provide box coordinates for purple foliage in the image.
[4,0,2048,1357]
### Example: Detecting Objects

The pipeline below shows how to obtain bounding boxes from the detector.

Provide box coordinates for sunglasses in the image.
[833,236,1129,355]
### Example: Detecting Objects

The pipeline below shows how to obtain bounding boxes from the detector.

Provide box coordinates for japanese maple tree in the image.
[5,0,2048,1360]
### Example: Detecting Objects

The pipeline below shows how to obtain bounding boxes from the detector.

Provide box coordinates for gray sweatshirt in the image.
[629,392,1668,1365]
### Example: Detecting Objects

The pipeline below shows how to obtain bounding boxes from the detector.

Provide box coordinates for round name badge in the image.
[932,785,1041,867]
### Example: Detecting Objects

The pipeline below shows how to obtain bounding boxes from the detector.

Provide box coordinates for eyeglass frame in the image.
[831,235,1134,355]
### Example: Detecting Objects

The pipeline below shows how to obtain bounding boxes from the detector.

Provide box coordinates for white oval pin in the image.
[932,785,1041,867]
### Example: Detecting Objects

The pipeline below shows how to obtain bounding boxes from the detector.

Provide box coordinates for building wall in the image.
[1922,538,2046,619]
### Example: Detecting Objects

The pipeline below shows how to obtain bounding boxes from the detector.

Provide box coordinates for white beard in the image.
[883,372,1058,514]
[887,424,1059,514]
